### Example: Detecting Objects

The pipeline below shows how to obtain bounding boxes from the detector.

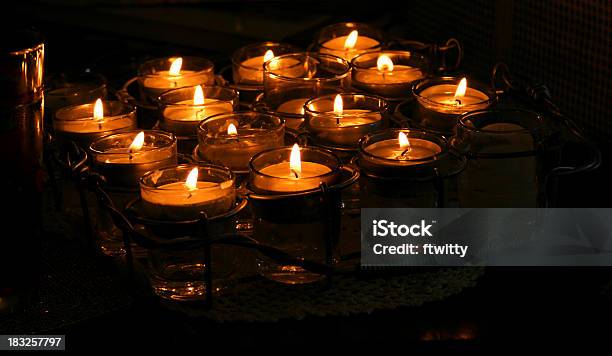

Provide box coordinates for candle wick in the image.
[455,99,462,106]
[291,169,300,178]
[336,115,340,125]
[396,147,412,160]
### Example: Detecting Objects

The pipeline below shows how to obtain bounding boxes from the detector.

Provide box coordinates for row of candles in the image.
[48,22,507,289]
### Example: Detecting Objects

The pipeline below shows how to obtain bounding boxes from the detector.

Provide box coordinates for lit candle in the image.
[232,42,302,87]
[419,78,490,114]
[319,30,380,61]
[251,144,339,193]
[138,56,215,99]
[364,132,442,166]
[237,49,275,84]
[275,98,310,130]
[140,165,236,220]
[90,130,178,188]
[352,53,425,98]
[160,85,236,137]
[197,112,285,173]
[54,98,137,149]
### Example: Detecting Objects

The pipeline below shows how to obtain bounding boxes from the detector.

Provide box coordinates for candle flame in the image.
[289,143,301,178]
[333,94,343,116]
[185,167,199,191]
[398,132,410,149]
[377,54,394,72]
[263,50,275,63]
[227,123,238,135]
[454,77,467,99]
[344,30,358,49]
[169,57,183,76]
[193,85,205,105]
[93,98,104,120]
[128,131,145,153]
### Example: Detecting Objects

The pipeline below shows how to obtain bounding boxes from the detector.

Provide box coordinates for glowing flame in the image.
[185,167,199,191]
[128,131,145,153]
[454,77,467,99]
[398,132,410,149]
[193,85,205,105]
[93,98,104,120]
[169,57,183,76]
[377,54,394,72]
[344,30,358,49]
[263,50,275,63]
[333,94,343,116]
[227,123,238,135]
[289,143,301,178]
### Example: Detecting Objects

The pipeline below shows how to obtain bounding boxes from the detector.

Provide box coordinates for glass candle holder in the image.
[54,100,137,150]
[452,109,549,207]
[315,22,383,61]
[412,76,494,135]
[358,129,462,208]
[138,56,215,101]
[231,42,301,87]
[262,52,350,130]
[248,146,345,284]
[304,93,388,149]
[140,164,236,221]
[45,72,108,129]
[196,111,285,174]
[158,85,238,146]
[351,51,428,100]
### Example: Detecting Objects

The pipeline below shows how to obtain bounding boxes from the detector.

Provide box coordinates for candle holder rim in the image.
[197,110,285,139]
[359,128,449,164]
[315,22,384,49]
[351,50,428,69]
[231,41,302,69]
[303,92,390,116]
[54,100,136,122]
[139,163,236,192]
[252,93,307,119]
[45,72,108,98]
[137,56,215,77]
[263,52,351,83]
[156,85,239,106]
[89,129,177,155]
[457,108,545,135]
[411,76,494,107]
[249,145,342,182]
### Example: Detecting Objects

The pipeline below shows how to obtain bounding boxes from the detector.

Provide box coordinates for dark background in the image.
[2,0,612,351]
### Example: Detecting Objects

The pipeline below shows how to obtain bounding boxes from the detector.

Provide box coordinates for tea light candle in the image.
[352,52,426,99]
[160,85,236,138]
[140,165,236,221]
[319,30,380,61]
[90,130,178,188]
[196,112,285,174]
[54,98,137,149]
[274,98,310,130]
[138,57,215,100]
[250,144,340,193]
[364,132,442,165]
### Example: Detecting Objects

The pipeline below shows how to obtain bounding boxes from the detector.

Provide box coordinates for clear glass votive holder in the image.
[315,22,383,61]
[54,100,137,150]
[358,129,463,208]
[45,72,108,129]
[158,85,238,151]
[303,93,388,150]
[231,42,301,87]
[138,56,215,102]
[248,146,344,284]
[411,76,494,135]
[451,109,549,208]
[261,52,350,130]
[196,111,285,175]
[351,51,428,100]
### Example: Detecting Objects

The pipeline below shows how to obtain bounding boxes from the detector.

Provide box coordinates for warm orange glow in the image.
[128,131,145,153]
[344,30,358,49]
[193,85,205,105]
[185,167,199,190]
[169,57,183,76]
[398,132,410,149]
[93,98,104,120]
[454,78,467,99]
[263,50,275,63]
[377,54,394,72]
[227,123,238,135]
[333,94,343,116]
[289,143,301,178]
